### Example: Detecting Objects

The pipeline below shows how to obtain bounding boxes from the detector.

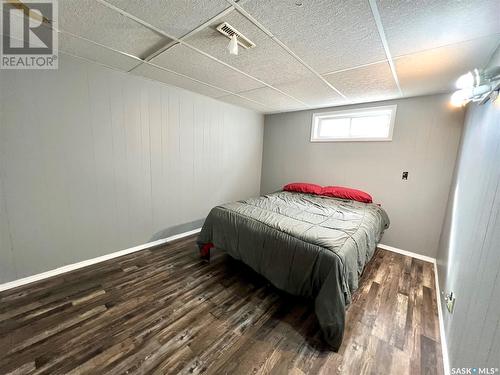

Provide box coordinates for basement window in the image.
[310,105,397,142]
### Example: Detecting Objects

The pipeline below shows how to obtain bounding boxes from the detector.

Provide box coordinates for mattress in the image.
[197,190,390,350]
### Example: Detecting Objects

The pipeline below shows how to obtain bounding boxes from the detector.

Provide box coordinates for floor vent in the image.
[216,22,256,49]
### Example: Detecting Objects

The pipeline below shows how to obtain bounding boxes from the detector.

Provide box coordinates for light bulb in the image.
[456,71,474,89]
[450,89,471,107]
[228,34,238,55]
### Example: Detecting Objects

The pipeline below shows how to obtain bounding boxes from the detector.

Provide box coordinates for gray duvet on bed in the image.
[197,190,390,350]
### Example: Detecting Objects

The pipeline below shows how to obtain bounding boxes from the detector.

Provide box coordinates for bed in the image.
[197,190,390,350]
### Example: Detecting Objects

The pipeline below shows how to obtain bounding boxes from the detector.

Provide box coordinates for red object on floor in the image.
[200,242,213,260]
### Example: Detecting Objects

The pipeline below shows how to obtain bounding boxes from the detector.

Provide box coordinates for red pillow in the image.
[321,186,373,203]
[283,182,322,195]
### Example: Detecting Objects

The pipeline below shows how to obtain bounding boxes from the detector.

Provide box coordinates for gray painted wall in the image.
[261,94,464,257]
[0,54,264,284]
[436,99,500,369]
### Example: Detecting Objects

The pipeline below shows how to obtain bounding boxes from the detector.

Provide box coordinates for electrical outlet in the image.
[402,171,409,180]
[445,292,455,313]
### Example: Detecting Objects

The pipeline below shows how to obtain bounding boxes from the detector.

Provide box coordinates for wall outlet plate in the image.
[445,292,455,313]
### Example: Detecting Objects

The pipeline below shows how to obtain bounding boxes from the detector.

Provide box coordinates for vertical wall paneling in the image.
[437,99,500,369]
[0,182,15,282]
[0,54,264,282]
[0,61,16,282]
[149,82,163,235]
[0,153,16,282]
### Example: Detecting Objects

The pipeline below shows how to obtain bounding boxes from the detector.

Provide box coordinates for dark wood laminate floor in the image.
[0,235,444,375]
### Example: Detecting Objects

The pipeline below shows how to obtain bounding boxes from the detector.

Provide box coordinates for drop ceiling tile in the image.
[274,75,346,107]
[238,87,308,112]
[377,0,500,57]
[324,62,400,103]
[58,32,140,72]
[59,0,171,59]
[105,0,231,38]
[395,35,500,97]
[241,0,386,73]
[218,95,270,113]
[150,44,264,93]
[131,63,228,98]
[185,10,313,85]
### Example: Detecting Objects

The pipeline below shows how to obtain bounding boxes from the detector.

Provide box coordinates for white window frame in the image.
[310,104,397,142]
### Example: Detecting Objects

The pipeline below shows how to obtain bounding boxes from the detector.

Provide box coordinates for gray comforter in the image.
[197,191,390,350]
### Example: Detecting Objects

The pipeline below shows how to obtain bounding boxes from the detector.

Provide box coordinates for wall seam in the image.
[0,91,18,279]
[0,156,17,280]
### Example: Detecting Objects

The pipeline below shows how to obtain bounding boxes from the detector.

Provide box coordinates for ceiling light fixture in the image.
[455,70,476,89]
[451,66,500,107]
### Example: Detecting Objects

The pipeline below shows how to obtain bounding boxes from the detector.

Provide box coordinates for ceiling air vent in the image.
[216,22,255,49]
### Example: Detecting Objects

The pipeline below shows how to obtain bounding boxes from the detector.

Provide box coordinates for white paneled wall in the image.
[0,55,264,283]
[437,99,500,369]
[0,172,15,282]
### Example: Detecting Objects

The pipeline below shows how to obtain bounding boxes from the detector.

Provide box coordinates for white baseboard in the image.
[379,243,449,375]
[0,228,201,292]
[377,243,435,263]
[433,260,450,375]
